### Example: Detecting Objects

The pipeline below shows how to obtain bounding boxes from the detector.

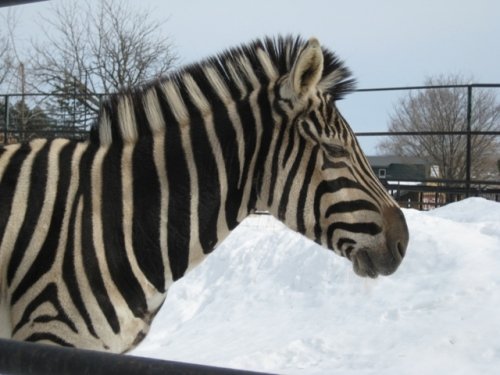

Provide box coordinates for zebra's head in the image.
[261,38,409,278]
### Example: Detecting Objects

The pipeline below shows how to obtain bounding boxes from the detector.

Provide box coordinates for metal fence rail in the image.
[0,338,271,375]
[353,83,500,200]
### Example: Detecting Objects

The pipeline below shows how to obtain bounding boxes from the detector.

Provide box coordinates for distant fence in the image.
[0,92,103,143]
[1,84,500,209]
[352,83,500,208]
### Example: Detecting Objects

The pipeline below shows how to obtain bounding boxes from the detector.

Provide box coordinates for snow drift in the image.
[131,198,500,374]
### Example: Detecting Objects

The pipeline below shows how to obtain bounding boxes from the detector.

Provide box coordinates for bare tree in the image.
[0,34,12,89]
[30,0,178,122]
[0,9,18,92]
[378,75,500,181]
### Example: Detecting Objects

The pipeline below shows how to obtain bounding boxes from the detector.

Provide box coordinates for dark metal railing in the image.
[351,83,500,203]
[0,338,271,375]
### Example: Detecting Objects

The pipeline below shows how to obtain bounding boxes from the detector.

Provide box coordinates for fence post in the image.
[465,85,472,198]
[3,95,9,144]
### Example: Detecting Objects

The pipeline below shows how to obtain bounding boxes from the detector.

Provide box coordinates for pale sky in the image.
[2,0,500,154]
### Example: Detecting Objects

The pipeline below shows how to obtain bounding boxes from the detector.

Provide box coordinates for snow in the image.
[131,198,500,374]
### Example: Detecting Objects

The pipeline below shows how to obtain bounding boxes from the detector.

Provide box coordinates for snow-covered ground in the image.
[131,198,500,374]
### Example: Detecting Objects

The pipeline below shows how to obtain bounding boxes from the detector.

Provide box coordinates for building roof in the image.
[367,155,430,167]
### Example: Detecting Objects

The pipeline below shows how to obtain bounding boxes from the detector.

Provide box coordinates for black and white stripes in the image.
[0,35,408,353]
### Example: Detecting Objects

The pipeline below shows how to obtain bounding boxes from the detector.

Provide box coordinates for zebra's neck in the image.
[97,88,277,285]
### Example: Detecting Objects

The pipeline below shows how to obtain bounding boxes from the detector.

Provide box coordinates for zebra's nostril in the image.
[382,206,409,262]
[397,241,406,258]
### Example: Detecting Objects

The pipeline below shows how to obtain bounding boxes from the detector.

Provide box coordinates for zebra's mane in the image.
[91,35,355,145]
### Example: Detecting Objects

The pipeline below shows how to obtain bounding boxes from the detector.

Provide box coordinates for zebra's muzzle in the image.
[351,206,409,279]
[352,249,401,279]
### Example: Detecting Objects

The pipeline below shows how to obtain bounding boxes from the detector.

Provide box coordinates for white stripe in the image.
[161,81,189,125]
[118,95,138,143]
[98,108,113,145]
[256,48,278,81]
[143,88,165,134]
[226,61,247,99]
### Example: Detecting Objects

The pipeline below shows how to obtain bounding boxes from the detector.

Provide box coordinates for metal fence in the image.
[0,338,271,375]
[1,84,500,209]
[0,92,103,143]
[351,83,500,208]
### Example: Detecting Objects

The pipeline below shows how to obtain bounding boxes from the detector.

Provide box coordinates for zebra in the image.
[0,35,409,353]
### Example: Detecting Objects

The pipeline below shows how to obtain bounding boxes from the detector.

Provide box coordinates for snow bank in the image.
[131,198,500,375]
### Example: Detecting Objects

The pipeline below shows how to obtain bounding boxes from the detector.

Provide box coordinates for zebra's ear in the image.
[289,37,324,98]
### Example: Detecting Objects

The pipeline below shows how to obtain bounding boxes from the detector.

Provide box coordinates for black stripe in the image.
[282,126,295,168]
[251,86,276,210]
[337,237,356,249]
[13,282,77,335]
[230,98,257,224]
[80,143,120,334]
[313,177,368,242]
[308,110,323,136]
[192,74,242,230]
[180,84,221,254]
[331,222,382,236]
[131,92,153,140]
[322,159,349,170]
[0,143,31,247]
[62,144,98,338]
[132,137,165,290]
[327,222,382,249]
[325,200,379,218]
[300,120,317,142]
[296,147,318,234]
[268,84,289,207]
[101,145,148,318]
[24,332,74,347]
[7,141,50,286]
[155,85,191,281]
[278,136,306,220]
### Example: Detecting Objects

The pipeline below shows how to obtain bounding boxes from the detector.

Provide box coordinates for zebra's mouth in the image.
[352,247,403,279]
[352,250,379,278]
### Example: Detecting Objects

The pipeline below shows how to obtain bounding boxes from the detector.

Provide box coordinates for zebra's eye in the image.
[322,143,349,158]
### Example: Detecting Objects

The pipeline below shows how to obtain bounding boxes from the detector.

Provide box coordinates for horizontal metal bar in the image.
[5,130,90,134]
[5,130,500,137]
[355,131,500,136]
[354,83,500,92]
[3,83,499,98]
[0,338,271,375]
[382,178,500,186]
[386,184,500,194]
